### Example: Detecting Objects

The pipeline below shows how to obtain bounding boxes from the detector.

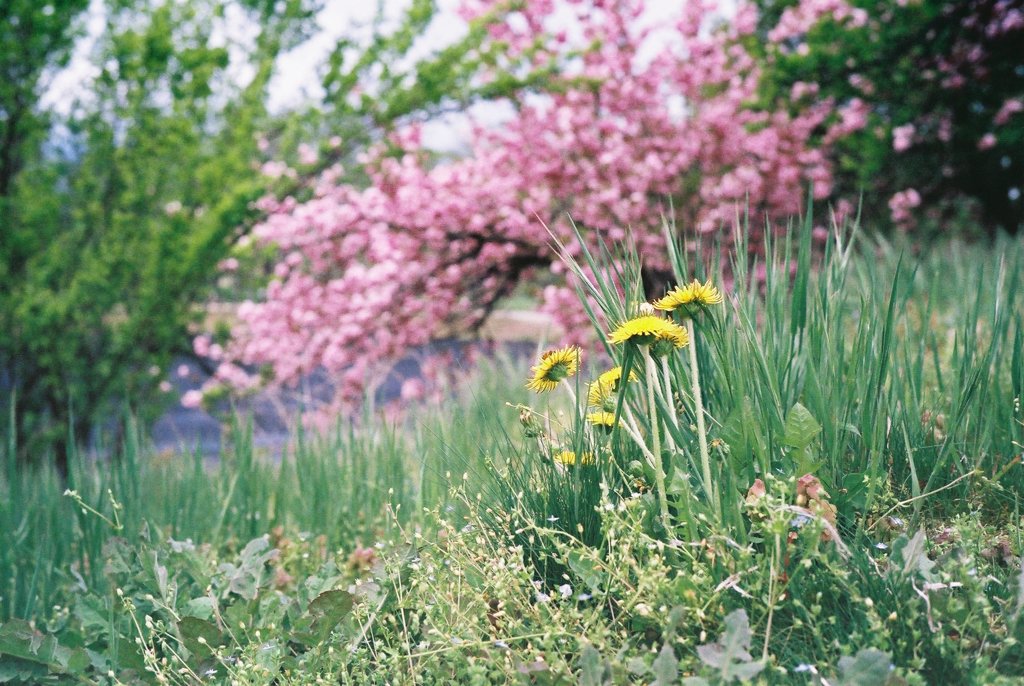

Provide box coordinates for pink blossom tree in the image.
[203,0,864,412]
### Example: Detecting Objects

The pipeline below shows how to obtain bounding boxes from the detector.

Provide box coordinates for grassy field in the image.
[2,224,1024,684]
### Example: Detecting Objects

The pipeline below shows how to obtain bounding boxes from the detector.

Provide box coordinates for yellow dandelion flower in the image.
[587,411,617,428]
[526,345,581,392]
[653,279,724,314]
[586,366,638,407]
[553,450,595,466]
[608,315,689,348]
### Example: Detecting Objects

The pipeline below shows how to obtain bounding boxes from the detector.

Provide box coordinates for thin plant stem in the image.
[659,356,679,452]
[762,532,781,663]
[660,357,677,423]
[623,352,675,441]
[641,346,670,531]
[621,402,695,537]
[686,318,716,513]
[619,406,659,467]
[561,379,578,409]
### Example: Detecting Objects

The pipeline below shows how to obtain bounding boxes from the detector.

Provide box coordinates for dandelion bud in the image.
[519,408,543,438]
[651,336,678,358]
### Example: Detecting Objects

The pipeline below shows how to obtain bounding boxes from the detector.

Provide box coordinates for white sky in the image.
[43,0,493,150]
[42,0,696,151]
[270,0,486,150]
[269,0,462,111]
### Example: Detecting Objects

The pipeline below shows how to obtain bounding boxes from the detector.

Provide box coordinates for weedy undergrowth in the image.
[2,218,1024,684]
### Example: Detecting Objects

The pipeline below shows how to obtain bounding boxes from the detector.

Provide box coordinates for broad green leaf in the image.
[0,658,49,683]
[695,609,765,682]
[841,472,868,510]
[219,536,279,600]
[177,616,223,662]
[568,552,604,594]
[720,397,767,480]
[0,619,90,679]
[182,596,216,621]
[783,403,821,451]
[65,649,90,675]
[0,620,63,667]
[836,648,893,686]
[894,529,935,581]
[307,590,355,642]
[101,537,133,577]
[652,643,679,686]
[579,643,605,686]
[793,446,823,477]
[626,656,649,676]
[72,597,109,637]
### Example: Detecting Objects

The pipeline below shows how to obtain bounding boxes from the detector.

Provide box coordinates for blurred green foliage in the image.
[0,0,543,470]
[0,0,320,469]
[756,0,1023,234]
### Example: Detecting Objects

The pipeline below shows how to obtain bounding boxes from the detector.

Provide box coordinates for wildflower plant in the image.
[524,223,732,543]
[414,214,1024,684]
[654,278,725,514]
[5,225,1024,684]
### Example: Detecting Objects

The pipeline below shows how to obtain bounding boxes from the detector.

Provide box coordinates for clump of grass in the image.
[462,215,1024,681]
[0,360,535,623]
[35,481,1019,684]
[3,216,1024,684]
[533,215,1024,538]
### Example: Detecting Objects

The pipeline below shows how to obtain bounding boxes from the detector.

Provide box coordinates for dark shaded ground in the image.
[151,339,537,457]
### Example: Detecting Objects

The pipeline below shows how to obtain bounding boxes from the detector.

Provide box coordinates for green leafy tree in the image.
[756,0,1024,234]
[1,0,549,471]
[0,0,90,293]
[1,0,316,470]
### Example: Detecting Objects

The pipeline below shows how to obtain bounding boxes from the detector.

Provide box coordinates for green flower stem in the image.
[763,532,782,662]
[618,407,659,468]
[560,379,578,409]
[641,346,670,530]
[660,356,680,438]
[686,318,716,513]
[635,355,676,452]
[642,349,699,537]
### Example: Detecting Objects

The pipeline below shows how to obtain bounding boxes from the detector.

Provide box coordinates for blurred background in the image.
[1,0,1021,470]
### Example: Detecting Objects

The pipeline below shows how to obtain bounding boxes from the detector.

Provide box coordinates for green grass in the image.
[708,226,1024,526]
[0,365,537,625]
[2,224,1024,684]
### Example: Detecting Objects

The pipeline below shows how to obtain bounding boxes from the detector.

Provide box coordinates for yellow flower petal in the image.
[653,279,724,312]
[586,366,638,407]
[587,411,617,427]
[526,345,581,393]
[553,450,595,466]
[608,315,689,348]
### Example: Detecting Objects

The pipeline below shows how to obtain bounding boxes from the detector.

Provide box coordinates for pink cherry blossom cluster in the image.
[198,0,873,414]
[932,1,1021,91]
[995,98,1024,126]
[892,124,915,153]
[768,0,868,45]
[888,188,922,227]
[879,0,1021,227]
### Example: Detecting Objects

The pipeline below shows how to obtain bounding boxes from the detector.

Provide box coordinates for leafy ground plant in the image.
[2,221,1024,684]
